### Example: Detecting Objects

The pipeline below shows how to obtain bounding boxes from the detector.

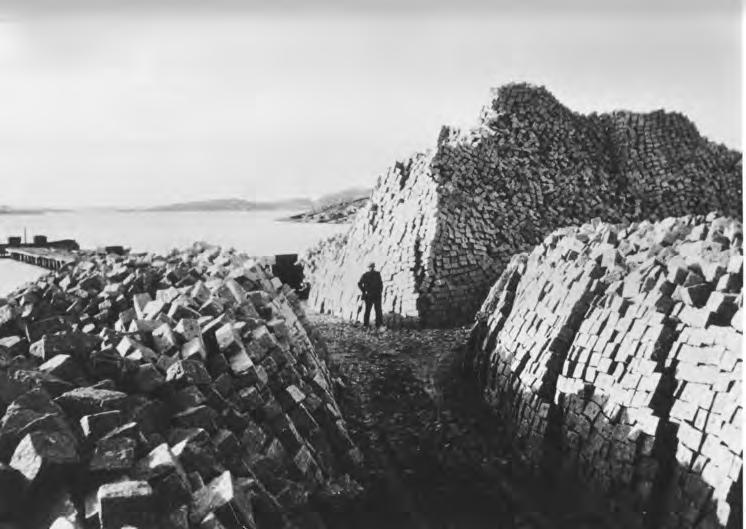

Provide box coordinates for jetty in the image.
[4,247,77,270]
[0,234,80,270]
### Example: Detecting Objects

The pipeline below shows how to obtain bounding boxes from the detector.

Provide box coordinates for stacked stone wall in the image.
[304,83,742,327]
[468,214,742,528]
[306,152,440,325]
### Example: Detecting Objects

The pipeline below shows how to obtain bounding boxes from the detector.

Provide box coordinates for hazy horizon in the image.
[0,0,741,209]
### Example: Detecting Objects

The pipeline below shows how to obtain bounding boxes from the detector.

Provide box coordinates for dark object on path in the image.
[272,253,308,299]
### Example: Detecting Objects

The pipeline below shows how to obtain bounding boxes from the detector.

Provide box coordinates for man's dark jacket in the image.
[358,270,383,301]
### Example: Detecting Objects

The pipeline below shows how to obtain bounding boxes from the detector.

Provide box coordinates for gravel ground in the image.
[309,313,625,529]
[307,312,595,529]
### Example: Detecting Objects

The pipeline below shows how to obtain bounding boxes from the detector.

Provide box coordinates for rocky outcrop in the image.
[285,198,370,224]
[467,213,742,529]
[0,244,360,529]
[304,83,742,327]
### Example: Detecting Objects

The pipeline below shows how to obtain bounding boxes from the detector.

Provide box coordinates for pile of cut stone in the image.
[468,213,742,529]
[304,83,742,327]
[0,243,360,529]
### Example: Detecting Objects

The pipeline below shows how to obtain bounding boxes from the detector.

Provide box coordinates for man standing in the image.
[358,262,383,328]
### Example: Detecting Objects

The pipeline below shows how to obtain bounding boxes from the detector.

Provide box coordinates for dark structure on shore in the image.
[0,234,79,256]
[0,235,81,269]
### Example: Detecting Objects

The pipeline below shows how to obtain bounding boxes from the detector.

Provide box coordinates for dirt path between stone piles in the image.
[308,313,628,529]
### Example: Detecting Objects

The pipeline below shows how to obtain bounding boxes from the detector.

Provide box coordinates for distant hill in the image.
[0,188,373,215]
[0,205,67,215]
[135,197,314,212]
[311,187,372,209]
[133,188,373,219]
[285,187,372,223]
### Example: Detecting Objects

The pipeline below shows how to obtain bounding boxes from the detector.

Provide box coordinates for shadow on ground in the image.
[307,314,624,529]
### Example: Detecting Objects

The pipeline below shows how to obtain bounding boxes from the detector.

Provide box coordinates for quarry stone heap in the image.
[304,83,742,327]
[304,152,440,327]
[467,213,742,529]
[0,244,361,529]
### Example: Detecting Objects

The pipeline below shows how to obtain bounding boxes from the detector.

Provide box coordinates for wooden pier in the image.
[4,248,77,270]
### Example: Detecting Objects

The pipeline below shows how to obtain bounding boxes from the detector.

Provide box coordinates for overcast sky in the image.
[0,0,741,208]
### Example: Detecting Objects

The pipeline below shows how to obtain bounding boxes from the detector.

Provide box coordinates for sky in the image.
[0,0,741,209]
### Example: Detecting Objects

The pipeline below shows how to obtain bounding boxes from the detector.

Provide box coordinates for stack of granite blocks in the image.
[0,243,361,529]
[304,153,440,327]
[554,253,680,516]
[468,214,742,529]
[661,226,743,529]
[304,83,742,328]
[478,230,604,467]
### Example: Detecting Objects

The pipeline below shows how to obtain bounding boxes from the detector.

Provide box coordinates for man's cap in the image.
[368,262,375,267]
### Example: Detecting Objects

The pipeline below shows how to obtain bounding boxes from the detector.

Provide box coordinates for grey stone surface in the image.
[468,214,742,529]
[304,84,742,327]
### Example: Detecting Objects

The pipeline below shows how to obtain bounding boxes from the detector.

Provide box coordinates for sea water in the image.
[0,210,346,295]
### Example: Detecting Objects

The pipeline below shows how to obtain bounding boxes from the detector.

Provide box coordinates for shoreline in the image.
[276,215,353,225]
[0,259,48,296]
[0,209,346,261]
